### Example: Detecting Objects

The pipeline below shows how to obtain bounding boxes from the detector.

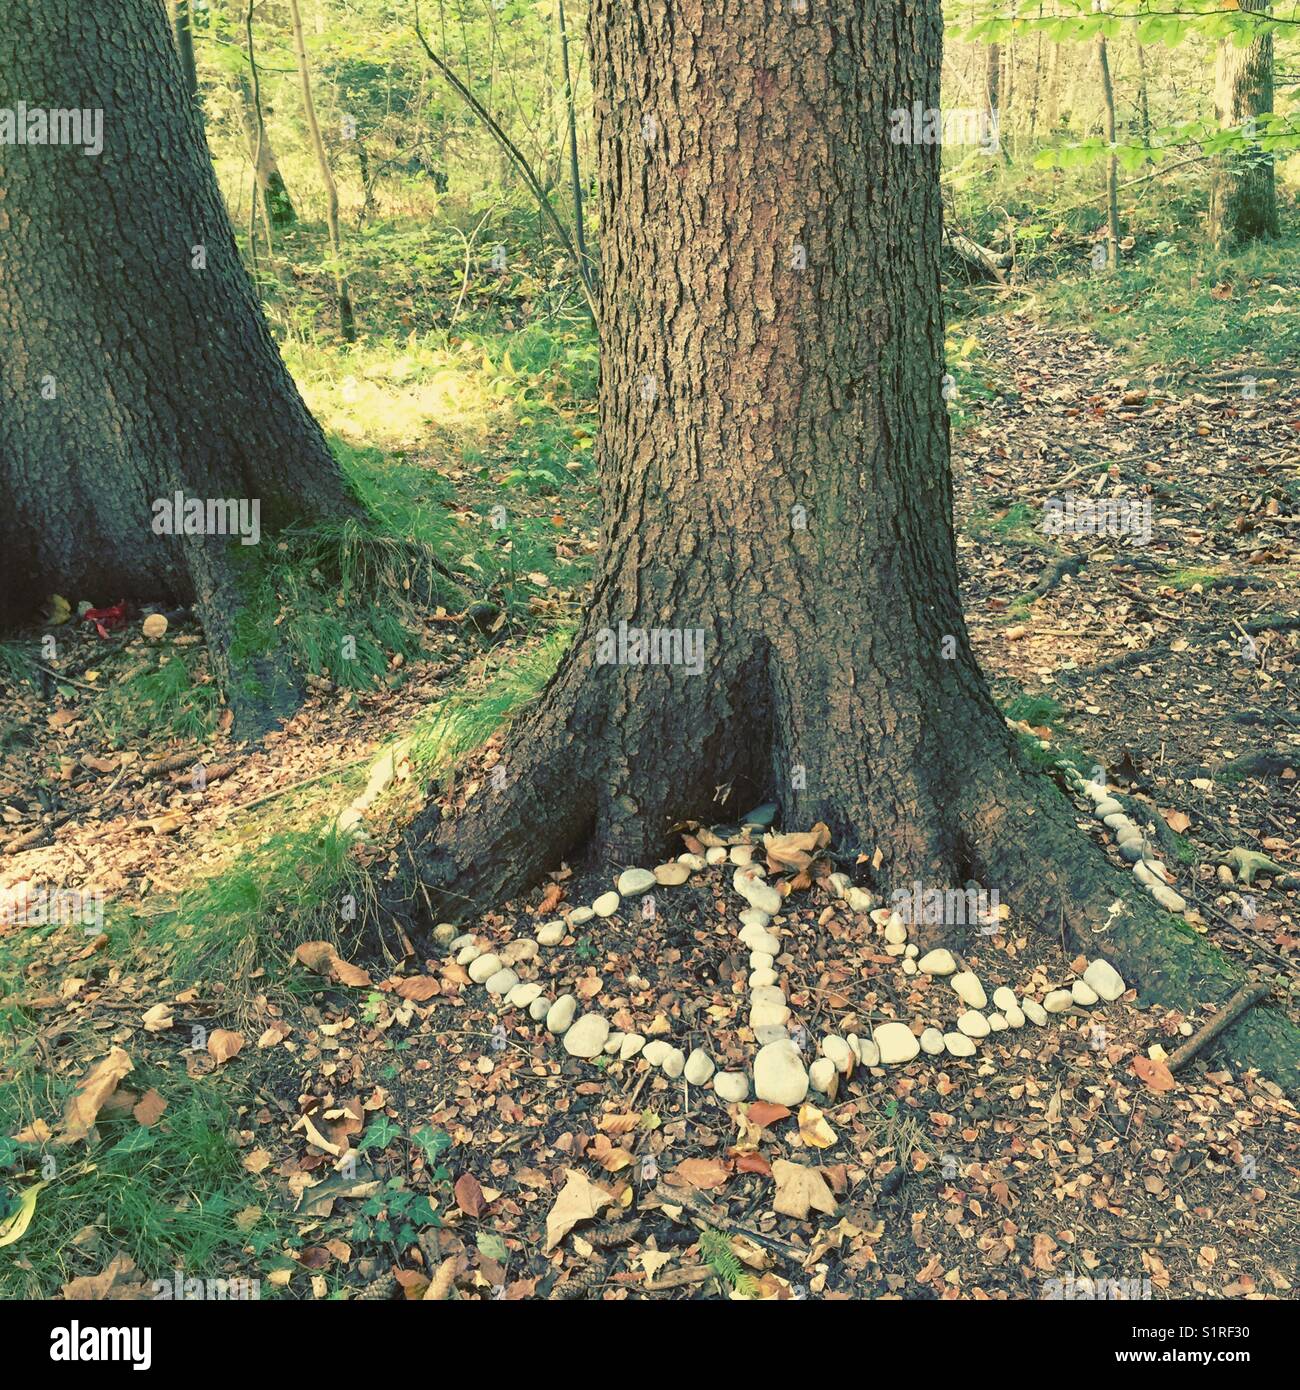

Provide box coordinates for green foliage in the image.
[0,1058,275,1298]
[699,1228,760,1297]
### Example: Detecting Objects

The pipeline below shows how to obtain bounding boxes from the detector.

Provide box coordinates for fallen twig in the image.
[1167,981,1271,1073]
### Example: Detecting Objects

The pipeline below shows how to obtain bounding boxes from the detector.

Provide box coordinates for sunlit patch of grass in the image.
[94,649,222,749]
[1004,693,1065,727]
[1044,236,1300,370]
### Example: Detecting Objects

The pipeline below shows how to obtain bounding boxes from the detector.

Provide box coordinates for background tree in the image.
[1210,0,1279,246]
[0,0,355,703]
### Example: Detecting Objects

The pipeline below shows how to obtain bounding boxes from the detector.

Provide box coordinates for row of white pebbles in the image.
[441,825,1130,1107]
[1056,759,1188,914]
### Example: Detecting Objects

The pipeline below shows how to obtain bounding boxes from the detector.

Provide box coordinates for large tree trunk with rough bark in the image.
[0,0,353,701]
[1210,0,1278,247]
[391,0,1298,1086]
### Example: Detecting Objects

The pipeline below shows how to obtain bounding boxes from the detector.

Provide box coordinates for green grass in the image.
[120,632,569,1006]
[1003,693,1065,727]
[1044,236,1300,371]
[0,1054,276,1299]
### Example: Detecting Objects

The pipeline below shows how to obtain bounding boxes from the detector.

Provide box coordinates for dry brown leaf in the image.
[207,1029,245,1065]
[56,1048,133,1144]
[771,1159,838,1220]
[132,1089,167,1128]
[141,1004,174,1033]
[797,1105,837,1149]
[60,1253,149,1300]
[1132,1055,1176,1092]
[454,1172,485,1217]
[424,1255,460,1301]
[543,1169,615,1252]
[330,957,373,988]
[666,1157,732,1191]
[394,976,440,1001]
[747,1101,791,1129]
[295,941,337,975]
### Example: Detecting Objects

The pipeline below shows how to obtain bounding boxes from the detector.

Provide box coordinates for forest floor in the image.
[1,308,1297,1301]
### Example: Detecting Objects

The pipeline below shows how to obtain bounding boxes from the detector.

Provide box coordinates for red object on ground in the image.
[83,601,129,638]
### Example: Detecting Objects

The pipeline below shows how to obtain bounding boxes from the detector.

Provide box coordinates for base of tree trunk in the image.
[388,682,1299,1091]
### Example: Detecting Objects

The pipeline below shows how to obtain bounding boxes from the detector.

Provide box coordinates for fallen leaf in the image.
[771,1160,838,1220]
[798,1105,837,1149]
[208,1030,245,1065]
[132,1089,167,1128]
[1132,1055,1176,1092]
[543,1169,615,1252]
[666,1157,732,1191]
[56,1047,133,1143]
[454,1173,485,1217]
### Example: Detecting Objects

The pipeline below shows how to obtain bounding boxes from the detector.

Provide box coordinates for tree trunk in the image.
[1097,35,1121,268]
[1043,40,1060,132]
[985,40,1001,126]
[391,0,1298,1087]
[0,0,354,709]
[234,67,296,227]
[1210,0,1278,247]
[171,0,198,101]
[286,0,355,340]
[1136,43,1151,145]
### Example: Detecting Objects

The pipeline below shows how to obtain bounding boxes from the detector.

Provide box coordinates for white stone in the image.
[528,996,551,1021]
[750,1002,790,1030]
[546,994,578,1033]
[884,915,908,945]
[536,921,565,946]
[809,1057,838,1094]
[751,985,786,1009]
[749,950,775,971]
[944,1032,977,1057]
[857,1039,880,1067]
[655,862,691,886]
[821,1035,853,1074]
[1150,882,1187,913]
[569,906,595,926]
[485,967,518,996]
[714,1071,749,1103]
[905,943,918,958]
[1044,989,1073,1013]
[450,933,474,951]
[902,959,918,976]
[749,967,778,989]
[957,1010,990,1039]
[507,981,543,1008]
[1083,958,1126,1002]
[918,949,958,976]
[920,1027,945,1055]
[563,1013,610,1058]
[620,1034,645,1060]
[616,867,656,897]
[1022,999,1048,1026]
[592,890,621,917]
[827,872,851,897]
[739,907,772,931]
[1071,980,1099,1006]
[468,953,501,983]
[604,1032,625,1055]
[753,1039,809,1105]
[739,924,780,954]
[1004,1005,1025,1028]
[993,986,1019,1013]
[741,880,782,916]
[642,1040,672,1066]
[845,886,875,912]
[1133,861,1158,888]
[457,944,482,965]
[885,942,906,958]
[951,971,987,1009]
[874,1022,920,1065]
[729,845,754,866]
[754,1024,789,1045]
[661,1046,686,1078]
[987,1012,1008,1031]
[684,1049,714,1085]
[706,847,728,865]
[677,853,706,871]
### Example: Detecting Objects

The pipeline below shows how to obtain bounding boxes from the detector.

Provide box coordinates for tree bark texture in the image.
[0,0,353,631]
[1211,1,1279,247]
